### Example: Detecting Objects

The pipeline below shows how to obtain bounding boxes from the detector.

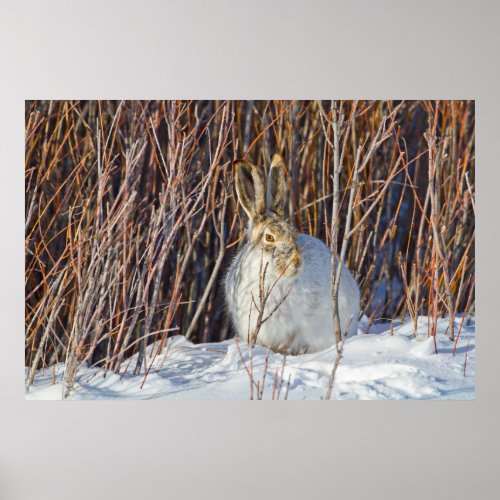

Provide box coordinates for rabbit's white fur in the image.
[225,155,360,354]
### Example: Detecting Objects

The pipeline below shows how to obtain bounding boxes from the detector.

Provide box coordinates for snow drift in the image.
[25,316,475,400]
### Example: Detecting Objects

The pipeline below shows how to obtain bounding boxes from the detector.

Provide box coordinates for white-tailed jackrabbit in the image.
[225,155,360,354]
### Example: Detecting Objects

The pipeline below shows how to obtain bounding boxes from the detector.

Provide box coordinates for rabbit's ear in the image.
[267,154,286,218]
[234,160,266,221]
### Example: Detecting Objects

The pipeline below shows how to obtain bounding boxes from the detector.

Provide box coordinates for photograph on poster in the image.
[25,100,475,400]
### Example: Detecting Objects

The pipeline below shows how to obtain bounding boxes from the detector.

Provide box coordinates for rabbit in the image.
[225,154,360,355]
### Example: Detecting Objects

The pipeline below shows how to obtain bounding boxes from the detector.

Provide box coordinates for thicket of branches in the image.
[25,100,475,392]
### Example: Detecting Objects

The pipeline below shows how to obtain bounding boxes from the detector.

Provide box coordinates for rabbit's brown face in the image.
[251,217,302,277]
[235,154,301,277]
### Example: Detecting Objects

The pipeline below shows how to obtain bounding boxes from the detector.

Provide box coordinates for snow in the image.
[25,316,475,400]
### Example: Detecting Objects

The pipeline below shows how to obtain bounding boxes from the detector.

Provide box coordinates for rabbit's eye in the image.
[265,233,275,243]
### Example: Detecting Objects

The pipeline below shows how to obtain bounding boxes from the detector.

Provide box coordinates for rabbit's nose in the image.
[292,250,301,269]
